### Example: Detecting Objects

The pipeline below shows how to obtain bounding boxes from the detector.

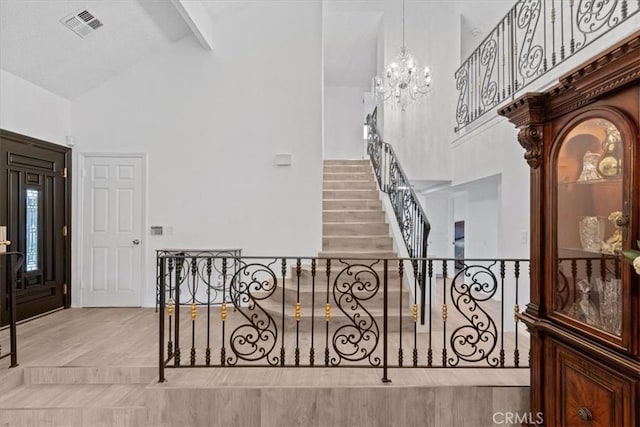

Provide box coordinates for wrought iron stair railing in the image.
[158,253,530,383]
[366,107,431,324]
[455,0,640,131]
[0,251,24,368]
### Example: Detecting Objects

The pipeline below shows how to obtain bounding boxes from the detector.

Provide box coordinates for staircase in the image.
[261,160,412,330]
[320,160,395,259]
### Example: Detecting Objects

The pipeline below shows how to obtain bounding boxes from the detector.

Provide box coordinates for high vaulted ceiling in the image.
[0,0,191,99]
[0,0,515,100]
[323,11,382,88]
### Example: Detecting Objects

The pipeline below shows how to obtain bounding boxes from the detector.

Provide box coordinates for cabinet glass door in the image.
[555,118,625,336]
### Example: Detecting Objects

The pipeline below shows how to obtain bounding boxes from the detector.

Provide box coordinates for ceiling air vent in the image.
[60,8,104,38]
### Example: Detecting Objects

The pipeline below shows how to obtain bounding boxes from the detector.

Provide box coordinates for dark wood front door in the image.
[0,130,70,326]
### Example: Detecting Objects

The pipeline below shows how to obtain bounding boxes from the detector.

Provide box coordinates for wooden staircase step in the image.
[323,222,389,236]
[323,172,374,181]
[323,189,379,200]
[323,236,393,251]
[323,210,385,223]
[323,160,370,166]
[323,199,382,211]
[323,180,377,190]
[323,165,372,173]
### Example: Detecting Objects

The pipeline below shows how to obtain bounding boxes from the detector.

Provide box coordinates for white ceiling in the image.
[0,0,515,100]
[323,11,382,88]
[0,0,191,99]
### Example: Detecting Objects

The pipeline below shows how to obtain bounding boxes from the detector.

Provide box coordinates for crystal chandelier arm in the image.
[372,0,432,110]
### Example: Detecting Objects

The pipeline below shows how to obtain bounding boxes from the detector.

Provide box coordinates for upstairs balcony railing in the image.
[455,0,640,131]
[366,107,431,323]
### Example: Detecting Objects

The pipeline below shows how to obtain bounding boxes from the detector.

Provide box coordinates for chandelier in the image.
[372,0,432,111]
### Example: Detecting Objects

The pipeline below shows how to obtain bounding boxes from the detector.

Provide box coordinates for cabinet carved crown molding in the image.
[517,125,544,169]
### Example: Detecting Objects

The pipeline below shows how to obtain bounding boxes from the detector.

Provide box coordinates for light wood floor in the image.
[0,308,530,427]
[1,307,529,380]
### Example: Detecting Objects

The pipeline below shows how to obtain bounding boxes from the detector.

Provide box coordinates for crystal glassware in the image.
[568,279,601,327]
[596,278,622,335]
[577,150,603,182]
[579,216,605,252]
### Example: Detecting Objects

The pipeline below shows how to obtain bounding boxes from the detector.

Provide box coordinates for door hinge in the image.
[62,226,68,237]
[62,167,68,178]
[63,283,68,295]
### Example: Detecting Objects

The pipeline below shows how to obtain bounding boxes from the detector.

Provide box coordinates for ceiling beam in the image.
[170,0,214,50]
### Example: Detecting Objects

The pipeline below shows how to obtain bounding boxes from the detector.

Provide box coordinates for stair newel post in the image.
[205,256,212,366]
[420,230,428,325]
[220,257,227,367]
[174,254,182,367]
[5,254,19,368]
[398,259,403,367]
[427,259,433,367]
[499,260,506,368]
[325,258,331,367]
[158,255,166,382]
[412,258,419,367]
[382,258,391,383]
[310,258,316,366]
[514,260,520,367]
[441,260,448,367]
[281,258,287,366]
[167,256,174,360]
[295,258,301,367]
[190,257,197,366]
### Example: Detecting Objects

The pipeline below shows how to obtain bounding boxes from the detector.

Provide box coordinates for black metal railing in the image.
[156,248,242,310]
[0,251,24,368]
[158,253,529,382]
[366,108,431,324]
[455,0,640,131]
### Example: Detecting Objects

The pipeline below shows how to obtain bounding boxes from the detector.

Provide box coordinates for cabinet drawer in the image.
[552,343,633,427]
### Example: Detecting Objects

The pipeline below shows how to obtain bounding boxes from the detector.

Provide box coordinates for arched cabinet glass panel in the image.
[555,118,624,337]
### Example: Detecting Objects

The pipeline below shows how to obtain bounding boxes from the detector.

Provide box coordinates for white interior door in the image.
[81,155,144,306]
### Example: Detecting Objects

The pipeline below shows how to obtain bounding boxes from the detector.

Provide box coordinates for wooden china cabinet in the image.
[499,32,640,426]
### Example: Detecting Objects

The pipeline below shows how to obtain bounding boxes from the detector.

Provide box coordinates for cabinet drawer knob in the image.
[577,407,593,421]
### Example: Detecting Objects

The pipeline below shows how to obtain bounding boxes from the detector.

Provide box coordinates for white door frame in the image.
[77,152,147,307]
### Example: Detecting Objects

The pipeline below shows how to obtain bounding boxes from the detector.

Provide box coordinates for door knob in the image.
[132,239,140,245]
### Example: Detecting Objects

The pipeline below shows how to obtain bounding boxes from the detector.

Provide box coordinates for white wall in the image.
[324,86,368,159]
[422,195,449,258]
[0,69,71,145]
[381,1,458,182]
[464,177,500,259]
[71,3,323,307]
[449,120,528,258]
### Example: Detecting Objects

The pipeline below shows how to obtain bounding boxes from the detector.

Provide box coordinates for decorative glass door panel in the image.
[25,188,40,272]
[555,118,625,336]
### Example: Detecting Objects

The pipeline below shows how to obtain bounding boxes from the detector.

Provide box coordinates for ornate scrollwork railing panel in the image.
[447,262,500,367]
[226,259,280,366]
[455,0,639,131]
[330,262,382,366]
